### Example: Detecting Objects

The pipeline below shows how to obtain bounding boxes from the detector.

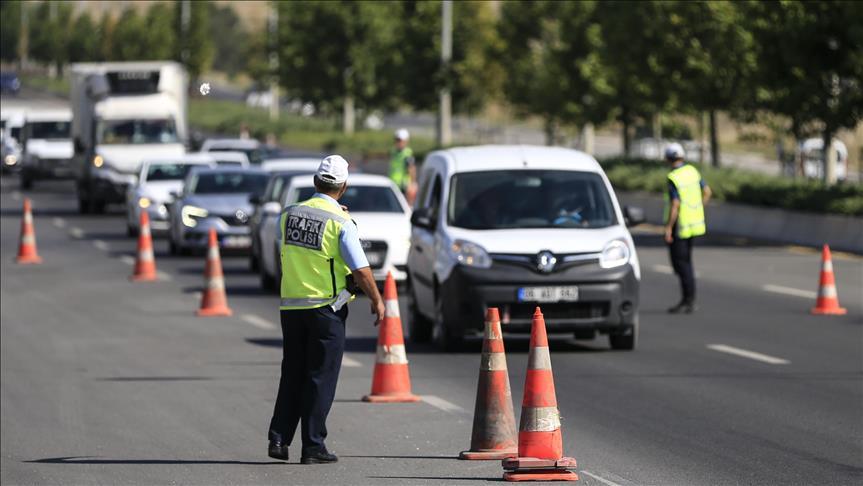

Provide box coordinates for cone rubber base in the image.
[459,449,517,460]
[362,393,421,403]
[503,470,579,482]
[811,307,847,315]
[16,255,42,264]
[130,274,157,282]
[196,307,233,317]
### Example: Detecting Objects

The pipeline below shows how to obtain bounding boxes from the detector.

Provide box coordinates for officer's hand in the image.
[371,299,385,326]
[664,228,673,244]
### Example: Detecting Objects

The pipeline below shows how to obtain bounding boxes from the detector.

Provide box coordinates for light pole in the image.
[437,0,452,147]
[268,1,279,121]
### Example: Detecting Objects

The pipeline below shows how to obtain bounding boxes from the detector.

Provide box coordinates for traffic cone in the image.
[459,307,518,460]
[130,211,157,282]
[16,198,43,264]
[362,272,420,403]
[196,228,233,317]
[502,307,578,482]
[811,244,847,315]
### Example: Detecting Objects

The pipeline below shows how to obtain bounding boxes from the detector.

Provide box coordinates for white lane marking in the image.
[651,264,674,275]
[763,284,817,300]
[342,355,362,368]
[119,255,136,265]
[69,227,85,239]
[241,314,277,331]
[156,271,173,282]
[707,344,790,365]
[52,217,66,228]
[421,395,467,414]
[580,470,624,486]
[93,240,109,251]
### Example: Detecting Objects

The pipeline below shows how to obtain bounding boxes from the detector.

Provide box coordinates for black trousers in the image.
[269,305,347,453]
[668,236,696,304]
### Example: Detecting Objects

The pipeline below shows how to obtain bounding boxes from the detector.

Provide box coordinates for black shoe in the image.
[268,441,289,461]
[683,303,697,314]
[667,302,686,314]
[301,449,338,464]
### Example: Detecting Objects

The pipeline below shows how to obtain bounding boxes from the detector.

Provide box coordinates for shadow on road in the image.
[367,475,495,482]
[245,336,606,355]
[26,456,284,466]
[94,376,213,382]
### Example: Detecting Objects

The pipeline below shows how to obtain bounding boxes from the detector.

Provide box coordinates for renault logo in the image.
[235,209,249,223]
[536,251,557,273]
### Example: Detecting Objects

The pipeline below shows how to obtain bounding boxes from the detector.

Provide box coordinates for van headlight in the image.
[138,197,151,209]
[450,239,492,268]
[599,240,630,269]
[181,205,209,227]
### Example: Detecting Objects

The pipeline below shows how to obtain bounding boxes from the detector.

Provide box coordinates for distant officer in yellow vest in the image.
[268,155,385,464]
[663,143,711,314]
[389,128,416,194]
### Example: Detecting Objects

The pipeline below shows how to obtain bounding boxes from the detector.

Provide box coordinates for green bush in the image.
[600,157,863,217]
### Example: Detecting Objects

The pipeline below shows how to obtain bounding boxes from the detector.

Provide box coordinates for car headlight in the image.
[4,154,17,166]
[93,155,104,168]
[181,205,209,227]
[599,240,631,269]
[449,239,492,269]
[138,197,151,209]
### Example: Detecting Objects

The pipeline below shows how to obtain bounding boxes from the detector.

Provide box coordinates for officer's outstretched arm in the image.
[353,267,385,326]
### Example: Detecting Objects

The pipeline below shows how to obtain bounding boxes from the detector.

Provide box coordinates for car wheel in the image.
[19,175,32,190]
[78,197,91,214]
[127,223,138,238]
[250,252,259,272]
[168,237,178,256]
[91,200,106,214]
[432,290,462,351]
[260,257,276,292]
[408,284,432,343]
[609,314,638,351]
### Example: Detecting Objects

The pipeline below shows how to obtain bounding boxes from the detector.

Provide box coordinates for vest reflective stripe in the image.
[664,164,706,239]
[279,197,353,310]
[389,147,413,189]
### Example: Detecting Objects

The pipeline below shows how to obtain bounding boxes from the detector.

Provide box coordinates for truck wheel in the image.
[609,315,638,351]
[91,200,106,214]
[126,223,138,237]
[408,287,432,343]
[432,292,463,351]
[78,197,91,214]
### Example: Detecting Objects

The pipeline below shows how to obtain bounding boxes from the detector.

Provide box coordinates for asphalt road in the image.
[2,96,862,486]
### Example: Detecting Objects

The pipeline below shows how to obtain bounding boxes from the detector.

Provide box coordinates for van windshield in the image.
[448,170,616,229]
[28,121,71,139]
[98,119,178,145]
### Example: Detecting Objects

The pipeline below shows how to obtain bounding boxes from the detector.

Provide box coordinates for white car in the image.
[200,138,263,165]
[407,145,644,350]
[259,174,412,291]
[126,154,216,235]
[1,109,25,172]
[200,150,249,167]
[19,109,74,188]
[260,157,321,173]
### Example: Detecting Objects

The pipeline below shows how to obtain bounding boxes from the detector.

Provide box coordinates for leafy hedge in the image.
[600,157,863,217]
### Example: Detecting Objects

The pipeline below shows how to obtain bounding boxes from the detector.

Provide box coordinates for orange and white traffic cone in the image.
[362,272,420,403]
[459,307,518,460]
[196,228,233,317]
[502,307,578,482]
[811,244,847,315]
[130,211,157,282]
[16,198,43,264]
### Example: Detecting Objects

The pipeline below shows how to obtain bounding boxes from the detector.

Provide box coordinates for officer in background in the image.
[663,143,711,314]
[389,128,416,198]
[268,155,385,464]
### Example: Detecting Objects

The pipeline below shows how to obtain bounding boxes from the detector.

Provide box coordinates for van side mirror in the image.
[249,194,261,205]
[410,207,434,230]
[623,206,645,227]
[169,190,182,200]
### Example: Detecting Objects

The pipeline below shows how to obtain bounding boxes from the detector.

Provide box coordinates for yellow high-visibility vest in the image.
[664,164,706,239]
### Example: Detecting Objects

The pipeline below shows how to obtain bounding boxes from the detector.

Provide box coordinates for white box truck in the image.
[71,62,188,213]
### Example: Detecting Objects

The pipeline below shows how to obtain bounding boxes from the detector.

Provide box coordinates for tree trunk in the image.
[582,123,595,155]
[697,111,706,163]
[709,109,719,168]
[823,128,837,185]
[652,112,662,140]
[544,118,558,146]
[622,108,631,157]
[342,95,355,135]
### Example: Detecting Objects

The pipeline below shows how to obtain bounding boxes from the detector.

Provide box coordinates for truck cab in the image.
[71,62,188,213]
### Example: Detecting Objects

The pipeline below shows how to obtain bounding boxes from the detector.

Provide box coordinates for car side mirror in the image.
[262,201,282,216]
[249,194,261,205]
[410,207,434,230]
[623,205,645,227]
[169,190,182,200]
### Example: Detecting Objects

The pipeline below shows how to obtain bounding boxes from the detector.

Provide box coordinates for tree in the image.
[143,3,176,60]
[112,9,148,61]
[97,12,116,63]
[174,0,214,81]
[28,1,73,74]
[499,1,609,144]
[68,13,100,63]
[743,0,863,184]
[208,3,248,78]
[277,1,399,134]
[0,0,21,63]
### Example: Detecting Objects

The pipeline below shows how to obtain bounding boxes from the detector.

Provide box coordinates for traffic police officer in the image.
[389,128,416,194]
[268,155,385,464]
[663,143,711,314]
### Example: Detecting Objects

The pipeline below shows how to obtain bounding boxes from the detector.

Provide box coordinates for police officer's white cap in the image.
[317,155,349,185]
[394,128,410,141]
[664,142,685,161]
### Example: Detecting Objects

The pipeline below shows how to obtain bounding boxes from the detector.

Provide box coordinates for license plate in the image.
[366,251,384,266]
[223,236,251,248]
[517,286,579,303]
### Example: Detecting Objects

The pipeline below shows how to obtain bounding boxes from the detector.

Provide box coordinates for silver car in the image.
[168,167,269,255]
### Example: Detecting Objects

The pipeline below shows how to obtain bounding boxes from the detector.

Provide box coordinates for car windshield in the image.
[98,119,178,144]
[27,121,71,139]
[188,172,269,195]
[448,170,616,229]
[146,163,197,182]
[209,147,263,165]
[295,185,404,213]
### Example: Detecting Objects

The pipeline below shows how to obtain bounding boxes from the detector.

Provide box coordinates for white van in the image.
[407,145,644,351]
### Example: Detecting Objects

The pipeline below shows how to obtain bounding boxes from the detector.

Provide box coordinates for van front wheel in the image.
[609,315,638,351]
[432,294,462,352]
[408,288,432,343]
